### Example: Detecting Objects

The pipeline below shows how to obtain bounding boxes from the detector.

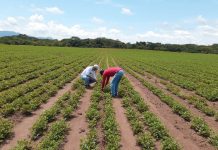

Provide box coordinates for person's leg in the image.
[82,76,90,86]
[114,71,124,96]
[89,78,96,84]
[114,77,121,96]
[111,76,117,97]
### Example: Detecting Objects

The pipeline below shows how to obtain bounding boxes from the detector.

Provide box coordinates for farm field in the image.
[0,44,218,150]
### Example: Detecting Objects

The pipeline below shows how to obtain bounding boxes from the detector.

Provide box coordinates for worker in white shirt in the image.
[81,64,99,88]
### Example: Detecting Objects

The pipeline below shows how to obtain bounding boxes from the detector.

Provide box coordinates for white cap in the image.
[93,64,99,70]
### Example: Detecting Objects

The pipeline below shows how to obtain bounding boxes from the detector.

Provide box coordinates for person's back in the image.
[103,67,122,77]
[101,67,124,96]
[81,65,99,88]
[81,66,92,78]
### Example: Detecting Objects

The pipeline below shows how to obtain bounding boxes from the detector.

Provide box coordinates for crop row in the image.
[0,58,97,144]
[108,66,179,150]
[0,56,55,73]
[0,63,82,117]
[80,84,101,150]
[0,55,86,92]
[81,61,120,150]
[126,55,218,85]
[121,64,218,148]
[116,56,218,101]
[164,82,218,120]
[109,57,180,149]
[0,117,13,144]
[124,63,218,121]
[102,91,120,149]
[0,55,94,108]
[12,79,86,150]
[0,59,80,105]
[0,57,57,81]
[0,58,71,92]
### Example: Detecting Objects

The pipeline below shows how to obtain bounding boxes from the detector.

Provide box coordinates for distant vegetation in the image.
[0,34,217,54]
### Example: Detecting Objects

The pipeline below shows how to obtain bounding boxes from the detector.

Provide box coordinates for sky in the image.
[0,0,218,44]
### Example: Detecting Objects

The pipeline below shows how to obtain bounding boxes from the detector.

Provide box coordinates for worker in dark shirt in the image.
[100,67,124,97]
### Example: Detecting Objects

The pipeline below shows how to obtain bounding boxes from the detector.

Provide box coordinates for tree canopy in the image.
[0,34,217,54]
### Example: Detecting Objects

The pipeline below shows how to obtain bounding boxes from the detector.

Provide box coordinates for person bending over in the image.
[100,67,124,97]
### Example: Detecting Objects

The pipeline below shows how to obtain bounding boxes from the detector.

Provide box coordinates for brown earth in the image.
[125,73,215,150]
[0,77,79,150]
[144,71,218,110]
[112,98,140,150]
[63,89,92,150]
[143,73,218,133]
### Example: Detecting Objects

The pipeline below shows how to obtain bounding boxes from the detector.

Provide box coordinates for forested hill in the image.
[0,34,217,54]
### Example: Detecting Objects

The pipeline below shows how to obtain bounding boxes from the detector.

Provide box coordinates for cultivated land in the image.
[0,44,218,150]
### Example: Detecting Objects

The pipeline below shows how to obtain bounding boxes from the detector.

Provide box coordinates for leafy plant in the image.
[36,120,68,150]
[0,118,13,143]
[137,133,155,150]
[191,117,210,137]
[11,140,31,150]
[161,137,180,150]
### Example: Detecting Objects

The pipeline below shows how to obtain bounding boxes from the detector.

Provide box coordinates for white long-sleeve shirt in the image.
[81,66,97,80]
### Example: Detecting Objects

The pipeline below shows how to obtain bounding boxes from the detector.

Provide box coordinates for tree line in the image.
[0,34,217,54]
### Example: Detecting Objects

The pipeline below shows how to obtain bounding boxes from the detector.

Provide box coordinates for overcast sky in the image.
[0,0,218,44]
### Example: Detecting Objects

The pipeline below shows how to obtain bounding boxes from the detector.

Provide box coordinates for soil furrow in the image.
[144,71,218,110]
[1,77,79,150]
[132,69,218,132]
[112,98,140,150]
[63,89,92,150]
[125,73,215,150]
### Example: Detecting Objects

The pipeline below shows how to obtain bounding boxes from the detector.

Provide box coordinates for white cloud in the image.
[31,6,64,15]
[109,28,120,34]
[121,7,133,15]
[29,14,44,22]
[135,30,195,44]
[7,17,17,25]
[1,15,218,45]
[45,7,64,14]
[0,15,123,40]
[91,17,104,24]
[196,15,207,25]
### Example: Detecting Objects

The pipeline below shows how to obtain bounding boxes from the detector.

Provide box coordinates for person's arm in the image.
[105,76,110,86]
[87,71,97,81]
[101,75,106,90]
[93,71,97,80]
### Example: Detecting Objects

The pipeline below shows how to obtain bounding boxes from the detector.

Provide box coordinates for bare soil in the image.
[125,73,215,150]
[63,89,92,150]
[144,71,218,110]
[134,70,218,133]
[112,98,140,150]
[1,77,79,150]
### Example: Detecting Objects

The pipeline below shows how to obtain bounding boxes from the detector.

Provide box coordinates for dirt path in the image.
[149,76,218,132]
[1,77,79,150]
[109,58,140,149]
[133,69,218,133]
[112,98,140,150]
[64,89,92,150]
[125,73,215,150]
